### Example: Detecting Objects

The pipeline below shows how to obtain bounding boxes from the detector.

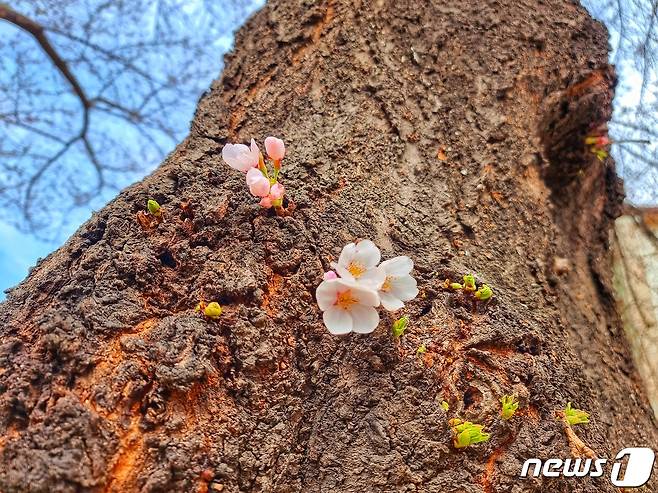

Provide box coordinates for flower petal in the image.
[323,307,353,335]
[265,136,285,161]
[332,263,355,282]
[338,242,358,267]
[379,291,404,311]
[349,305,380,334]
[353,240,381,268]
[358,266,386,290]
[349,282,380,307]
[390,275,419,301]
[380,256,413,277]
[315,280,338,311]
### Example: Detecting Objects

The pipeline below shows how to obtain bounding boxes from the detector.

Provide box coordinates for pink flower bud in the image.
[246,168,271,197]
[323,271,338,281]
[269,183,285,200]
[596,136,611,147]
[265,137,286,161]
[259,196,273,208]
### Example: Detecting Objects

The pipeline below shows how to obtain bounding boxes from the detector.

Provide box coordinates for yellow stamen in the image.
[347,262,366,277]
[336,290,357,309]
[381,276,392,292]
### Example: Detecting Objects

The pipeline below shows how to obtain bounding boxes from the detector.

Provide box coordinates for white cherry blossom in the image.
[377,256,419,311]
[330,239,385,289]
[315,278,380,334]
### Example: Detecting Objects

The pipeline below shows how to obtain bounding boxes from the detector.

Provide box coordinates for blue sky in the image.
[0,0,654,298]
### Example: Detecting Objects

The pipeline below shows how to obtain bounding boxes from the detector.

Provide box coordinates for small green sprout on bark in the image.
[196,301,223,320]
[137,199,165,229]
[462,273,476,292]
[500,394,519,420]
[444,273,494,306]
[440,400,450,411]
[475,284,493,301]
[147,199,161,216]
[564,402,589,426]
[449,418,490,449]
[392,316,409,338]
[416,343,427,355]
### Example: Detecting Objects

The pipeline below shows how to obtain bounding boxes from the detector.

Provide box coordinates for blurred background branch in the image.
[583,0,658,204]
[0,0,260,238]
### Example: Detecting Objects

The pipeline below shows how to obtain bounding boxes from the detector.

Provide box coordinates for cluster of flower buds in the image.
[447,273,493,301]
[585,134,611,161]
[222,137,286,209]
[315,239,419,335]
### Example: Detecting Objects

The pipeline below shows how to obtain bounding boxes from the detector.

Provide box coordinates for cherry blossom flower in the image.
[246,168,270,197]
[222,139,260,172]
[377,256,419,311]
[330,240,385,288]
[315,278,380,334]
[259,183,285,208]
[265,136,285,162]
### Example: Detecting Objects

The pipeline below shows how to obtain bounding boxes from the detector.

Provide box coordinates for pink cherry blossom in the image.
[222,139,260,172]
[265,136,285,161]
[258,182,285,208]
[246,168,270,197]
[323,271,338,281]
[269,183,284,200]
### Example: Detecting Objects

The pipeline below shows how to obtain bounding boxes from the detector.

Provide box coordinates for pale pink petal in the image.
[380,256,414,277]
[316,280,339,311]
[349,305,380,334]
[357,266,386,290]
[390,275,419,301]
[338,242,358,267]
[332,263,355,283]
[246,168,270,197]
[260,197,273,208]
[352,240,381,269]
[222,142,260,172]
[379,291,404,311]
[350,282,380,307]
[269,183,285,200]
[323,307,353,335]
[323,271,338,281]
[265,136,286,161]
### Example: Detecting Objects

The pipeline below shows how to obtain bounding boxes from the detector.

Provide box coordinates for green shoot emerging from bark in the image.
[147,199,161,216]
[449,418,490,449]
[416,344,427,355]
[445,274,494,304]
[463,273,476,291]
[564,402,589,426]
[440,400,449,411]
[500,394,519,420]
[196,301,223,319]
[475,284,493,301]
[392,316,409,337]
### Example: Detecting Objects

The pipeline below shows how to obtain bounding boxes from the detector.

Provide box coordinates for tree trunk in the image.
[1,0,656,492]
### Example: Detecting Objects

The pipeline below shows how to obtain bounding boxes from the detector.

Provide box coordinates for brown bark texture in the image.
[1,0,657,492]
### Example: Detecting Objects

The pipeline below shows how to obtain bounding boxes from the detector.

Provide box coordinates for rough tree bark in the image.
[0,0,656,492]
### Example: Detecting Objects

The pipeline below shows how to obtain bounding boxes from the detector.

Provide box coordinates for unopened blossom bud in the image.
[246,168,271,198]
[147,199,161,216]
[265,136,285,162]
[269,183,285,200]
